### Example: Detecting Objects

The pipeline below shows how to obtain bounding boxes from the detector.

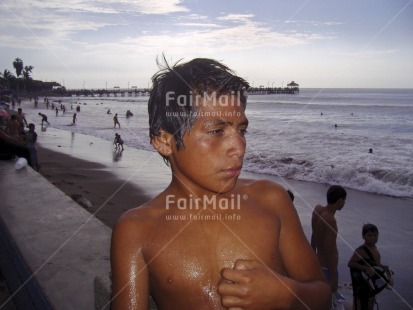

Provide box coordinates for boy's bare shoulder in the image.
[236,178,291,211]
[237,178,286,196]
[114,195,168,233]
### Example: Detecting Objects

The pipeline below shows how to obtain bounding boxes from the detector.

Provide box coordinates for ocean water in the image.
[23,88,413,198]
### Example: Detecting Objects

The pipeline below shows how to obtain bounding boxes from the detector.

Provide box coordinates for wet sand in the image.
[0,119,404,309]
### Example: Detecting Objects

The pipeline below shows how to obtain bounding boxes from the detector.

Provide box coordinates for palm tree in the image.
[0,69,15,88]
[22,65,34,90]
[13,58,23,78]
[13,58,23,90]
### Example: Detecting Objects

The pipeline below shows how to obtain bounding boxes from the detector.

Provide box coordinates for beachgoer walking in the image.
[113,114,120,128]
[72,113,77,125]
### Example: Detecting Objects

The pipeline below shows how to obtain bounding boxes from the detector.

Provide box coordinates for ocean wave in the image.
[244,154,413,199]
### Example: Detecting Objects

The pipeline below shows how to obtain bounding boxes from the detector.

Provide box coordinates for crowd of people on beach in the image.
[0,94,133,171]
[0,106,40,171]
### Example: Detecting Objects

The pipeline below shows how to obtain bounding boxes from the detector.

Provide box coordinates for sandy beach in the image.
[25,125,411,309]
[38,146,151,228]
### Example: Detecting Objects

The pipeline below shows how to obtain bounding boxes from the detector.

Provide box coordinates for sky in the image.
[1,0,413,89]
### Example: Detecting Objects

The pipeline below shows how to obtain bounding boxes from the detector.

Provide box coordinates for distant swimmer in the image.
[107,109,112,114]
[335,124,338,128]
[126,110,133,118]
[369,148,373,154]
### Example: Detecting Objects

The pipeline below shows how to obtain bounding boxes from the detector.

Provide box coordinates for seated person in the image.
[110,58,330,309]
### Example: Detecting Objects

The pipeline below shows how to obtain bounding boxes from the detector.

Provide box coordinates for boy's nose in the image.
[226,131,246,158]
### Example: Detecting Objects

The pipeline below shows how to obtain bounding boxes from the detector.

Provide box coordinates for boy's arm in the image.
[310,208,319,251]
[110,216,149,309]
[277,189,331,309]
[348,249,376,277]
[219,185,330,309]
[319,214,338,292]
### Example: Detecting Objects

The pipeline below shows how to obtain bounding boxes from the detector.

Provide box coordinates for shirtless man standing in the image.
[16,108,28,133]
[311,185,347,295]
[5,115,21,137]
[111,58,330,309]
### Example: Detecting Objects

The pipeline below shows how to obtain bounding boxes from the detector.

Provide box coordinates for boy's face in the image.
[363,231,378,246]
[169,95,248,194]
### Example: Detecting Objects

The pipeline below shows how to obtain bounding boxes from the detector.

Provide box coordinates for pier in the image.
[55,81,299,97]
[62,87,150,97]
[248,81,300,95]
[248,86,299,95]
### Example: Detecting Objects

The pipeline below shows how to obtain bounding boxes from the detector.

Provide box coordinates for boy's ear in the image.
[151,130,174,157]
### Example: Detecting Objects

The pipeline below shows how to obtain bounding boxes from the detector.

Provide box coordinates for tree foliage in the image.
[1,58,61,93]
[13,58,23,78]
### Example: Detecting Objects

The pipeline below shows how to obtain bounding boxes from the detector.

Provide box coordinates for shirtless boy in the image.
[311,185,347,295]
[111,58,330,309]
[348,223,391,310]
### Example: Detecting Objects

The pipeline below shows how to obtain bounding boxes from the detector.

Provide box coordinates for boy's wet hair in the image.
[148,56,249,151]
[326,185,347,204]
[362,223,378,236]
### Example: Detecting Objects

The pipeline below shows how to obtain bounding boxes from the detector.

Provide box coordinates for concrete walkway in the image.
[0,160,111,309]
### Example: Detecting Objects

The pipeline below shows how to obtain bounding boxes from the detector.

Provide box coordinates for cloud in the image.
[332,49,399,57]
[0,0,191,51]
[0,1,335,79]
[76,13,333,58]
[176,23,221,28]
[285,20,343,26]
[125,0,189,15]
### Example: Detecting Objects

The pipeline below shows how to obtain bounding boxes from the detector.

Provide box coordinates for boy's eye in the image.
[239,129,248,136]
[208,129,224,135]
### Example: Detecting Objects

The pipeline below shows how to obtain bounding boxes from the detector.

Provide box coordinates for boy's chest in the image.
[144,212,281,296]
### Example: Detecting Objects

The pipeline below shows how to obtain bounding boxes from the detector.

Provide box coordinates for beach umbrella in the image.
[0,107,9,118]
[287,81,299,87]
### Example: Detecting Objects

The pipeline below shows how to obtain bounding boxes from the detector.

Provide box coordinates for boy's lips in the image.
[221,166,242,177]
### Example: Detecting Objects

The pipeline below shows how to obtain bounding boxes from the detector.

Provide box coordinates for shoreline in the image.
[12,93,412,200]
[38,146,151,228]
